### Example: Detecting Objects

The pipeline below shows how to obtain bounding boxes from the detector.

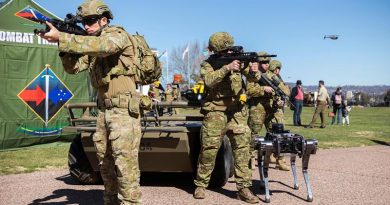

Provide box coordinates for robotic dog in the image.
[254,123,318,203]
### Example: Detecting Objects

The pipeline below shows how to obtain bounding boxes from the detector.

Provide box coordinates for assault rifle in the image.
[33,13,86,36]
[259,73,295,109]
[181,89,203,106]
[207,46,276,66]
[19,7,86,35]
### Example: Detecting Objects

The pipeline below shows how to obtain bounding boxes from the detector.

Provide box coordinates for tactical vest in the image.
[204,61,244,100]
[165,88,173,101]
[89,26,135,88]
[201,61,245,111]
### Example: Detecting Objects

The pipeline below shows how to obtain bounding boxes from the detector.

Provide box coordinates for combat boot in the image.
[269,154,277,164]
[276,156,290,171]
[237,188,259,204]
[193,186,206,199]
[103,194,119,205]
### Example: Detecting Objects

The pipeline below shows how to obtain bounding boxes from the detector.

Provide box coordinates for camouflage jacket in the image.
[58,25,136,101]
[148,86,161,101]
[165,88,173,101]
[200,60,261,110]
[247,71,290,100]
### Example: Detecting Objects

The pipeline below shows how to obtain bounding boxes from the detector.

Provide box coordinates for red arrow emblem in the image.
[19,85,46,106]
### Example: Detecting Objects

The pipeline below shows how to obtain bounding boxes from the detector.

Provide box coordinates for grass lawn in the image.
[1,106,389,175]
[0,142,69,175]
[282,106,390,149]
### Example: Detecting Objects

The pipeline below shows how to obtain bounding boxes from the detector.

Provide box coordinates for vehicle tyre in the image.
[209,135,234,188]
[68,135,101,184]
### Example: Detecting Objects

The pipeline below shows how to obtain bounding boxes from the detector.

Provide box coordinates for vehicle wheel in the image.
[209,135,234,188]
[68,135,101,184]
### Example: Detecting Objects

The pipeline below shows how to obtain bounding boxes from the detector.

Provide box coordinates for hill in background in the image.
[285,83,390,95]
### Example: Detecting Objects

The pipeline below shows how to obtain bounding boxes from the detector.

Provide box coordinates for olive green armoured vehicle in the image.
[64,101,233,188]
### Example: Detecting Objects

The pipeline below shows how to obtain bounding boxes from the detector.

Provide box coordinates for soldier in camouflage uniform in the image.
[149,81,164,115]
[193,32,260,204]
[247,55,290,171]
[172,84,181,114]
[267,60,290,171]
[149,81,164,102]
[40,0,142,204]
[164,84,174,114]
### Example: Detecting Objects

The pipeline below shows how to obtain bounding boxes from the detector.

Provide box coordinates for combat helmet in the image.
[257,51,271,62]
[208,32,234,52]
[77,0,114,19]
[269,60,282,72]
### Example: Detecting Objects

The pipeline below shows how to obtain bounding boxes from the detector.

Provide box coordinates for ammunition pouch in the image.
[140,95,152,110]
[201,101,228,112]
[103,92,140,118]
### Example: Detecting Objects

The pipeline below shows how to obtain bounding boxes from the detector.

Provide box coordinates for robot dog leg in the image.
[254,123,318,203]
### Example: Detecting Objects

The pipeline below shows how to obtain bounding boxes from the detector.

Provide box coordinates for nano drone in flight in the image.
[324,35,339,40]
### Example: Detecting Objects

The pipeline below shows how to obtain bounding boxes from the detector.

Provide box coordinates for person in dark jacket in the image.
[331,87,345,125]
[290,80,304,126]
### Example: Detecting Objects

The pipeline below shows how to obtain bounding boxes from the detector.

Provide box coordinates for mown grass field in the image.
[1,106,389,175]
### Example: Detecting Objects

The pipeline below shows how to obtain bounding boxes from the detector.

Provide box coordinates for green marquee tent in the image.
[0,0,89,150]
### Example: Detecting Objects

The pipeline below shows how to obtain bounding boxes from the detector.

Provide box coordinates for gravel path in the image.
[0,145,389,205]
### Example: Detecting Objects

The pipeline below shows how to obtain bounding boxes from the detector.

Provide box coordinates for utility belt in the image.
[203,94,247,110]
[248,97,272,106]
[99,92,140,118]
[316,100,327,105]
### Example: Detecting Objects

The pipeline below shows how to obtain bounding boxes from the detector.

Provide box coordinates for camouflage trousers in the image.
[94,108,142,205]
[248,99,274,135]
[248,99,283,160]
[194,108,252,190]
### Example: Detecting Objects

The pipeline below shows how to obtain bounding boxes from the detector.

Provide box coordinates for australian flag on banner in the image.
[18,65,74,126]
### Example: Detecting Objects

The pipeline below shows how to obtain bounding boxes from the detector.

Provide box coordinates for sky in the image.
[33,0,390,86]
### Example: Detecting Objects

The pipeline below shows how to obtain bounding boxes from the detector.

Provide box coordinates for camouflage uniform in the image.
[164,85,174,114]
[267,60,291,170]
[165,86,174,102]
[247,53,273,162]
[194,32,261,202]
[247,59,290,170]
[149,85,161,101]
[59,1,142,204]
[172,85,181,114]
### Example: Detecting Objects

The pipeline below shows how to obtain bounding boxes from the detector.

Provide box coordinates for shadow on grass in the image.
[370,140,390,146]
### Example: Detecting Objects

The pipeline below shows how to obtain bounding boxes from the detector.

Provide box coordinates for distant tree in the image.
[384,89,390,106]
[354,92,370,106]
[167,41,207,87]
[360,92,370,106]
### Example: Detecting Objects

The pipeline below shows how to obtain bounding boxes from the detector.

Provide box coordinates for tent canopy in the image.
[0,0,89,150]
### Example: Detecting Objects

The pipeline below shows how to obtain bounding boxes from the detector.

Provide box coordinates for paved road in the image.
[0,145,389,205]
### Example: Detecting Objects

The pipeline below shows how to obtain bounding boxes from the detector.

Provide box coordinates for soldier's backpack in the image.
[128,32,162,85]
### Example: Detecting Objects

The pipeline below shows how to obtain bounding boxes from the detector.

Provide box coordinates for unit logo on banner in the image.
[17,64,74,127]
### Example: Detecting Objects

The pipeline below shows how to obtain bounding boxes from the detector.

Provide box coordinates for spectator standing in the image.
[342,100,351,126]
[290,80,304,126]
[331,87,345,125]
[307,80,330,128]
